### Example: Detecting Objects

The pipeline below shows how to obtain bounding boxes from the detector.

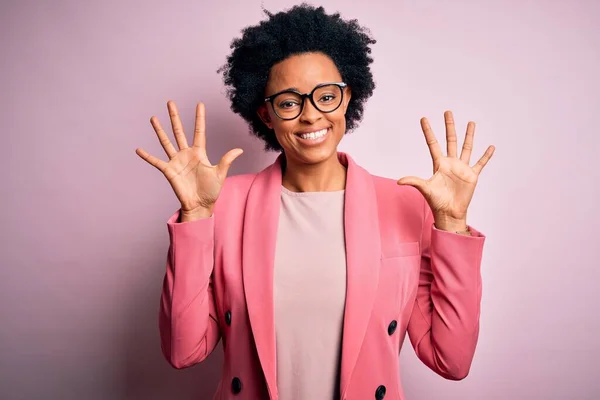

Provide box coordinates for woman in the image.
[136,4,495,400]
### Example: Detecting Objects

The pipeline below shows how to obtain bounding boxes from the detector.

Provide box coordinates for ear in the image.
[342,86,352,114]
[256,104,273,129]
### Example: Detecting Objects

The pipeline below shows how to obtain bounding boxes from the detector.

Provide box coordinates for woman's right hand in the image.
[136,101,243,220]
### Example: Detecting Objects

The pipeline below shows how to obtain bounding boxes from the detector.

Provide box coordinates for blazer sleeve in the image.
[158,209,221,369]
[407,198,486,380]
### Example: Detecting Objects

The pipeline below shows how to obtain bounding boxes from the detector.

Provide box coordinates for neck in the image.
[281,152,347,192]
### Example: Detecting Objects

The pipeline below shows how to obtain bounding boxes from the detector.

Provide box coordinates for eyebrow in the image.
[266,82,342,99]
[265,87,301,99]
[277,82,341,93]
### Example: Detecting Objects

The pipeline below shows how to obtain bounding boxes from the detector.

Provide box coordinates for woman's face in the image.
[258,52,351,166]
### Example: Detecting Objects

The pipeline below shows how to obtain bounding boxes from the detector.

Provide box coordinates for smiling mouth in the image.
[295,128,329,140]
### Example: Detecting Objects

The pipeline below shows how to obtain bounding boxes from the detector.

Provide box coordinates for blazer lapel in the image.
[338,153,381,398]
[242,155,284,399]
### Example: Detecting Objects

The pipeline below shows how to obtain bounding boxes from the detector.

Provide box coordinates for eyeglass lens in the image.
[272,84,343,119]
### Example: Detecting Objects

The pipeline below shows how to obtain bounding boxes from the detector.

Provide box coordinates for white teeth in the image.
[299,128,328,140]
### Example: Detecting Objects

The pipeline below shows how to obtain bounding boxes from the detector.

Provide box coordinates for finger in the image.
[192,102,207,149]
[167,100,189,150]
[444,110,458,158]
[135,148,168,172]
[471,145,495,175]
[420,117,443,163]
[396,176,428,194]
[216,148,244,181]
[150,116,177,159]
[460,121,476,163]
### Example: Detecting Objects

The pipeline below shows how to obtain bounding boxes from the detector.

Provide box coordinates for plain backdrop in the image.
[1,0,599,399]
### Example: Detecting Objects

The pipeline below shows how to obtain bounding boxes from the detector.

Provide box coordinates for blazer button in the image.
[231,377,242,394]
[375,384,386,399]
[225,311,232,326]
[387,320,397,335]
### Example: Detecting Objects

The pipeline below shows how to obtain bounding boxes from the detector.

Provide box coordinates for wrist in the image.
[180,206,213,222]
[433,214,468,233]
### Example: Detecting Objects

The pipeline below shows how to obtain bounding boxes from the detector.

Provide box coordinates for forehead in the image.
[266,52,342,93]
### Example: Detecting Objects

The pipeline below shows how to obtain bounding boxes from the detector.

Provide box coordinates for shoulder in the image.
[346,152,426,220]
[346,152,423,210]
[369,173,426,226]
[223,173,256,192]
[214,173,257,212]
[370,174,423,206]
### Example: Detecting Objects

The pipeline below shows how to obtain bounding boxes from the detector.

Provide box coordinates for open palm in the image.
[136,101,243,214]
[398,111,495,222]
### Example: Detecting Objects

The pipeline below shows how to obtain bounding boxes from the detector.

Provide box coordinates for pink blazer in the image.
[159,152,485,400]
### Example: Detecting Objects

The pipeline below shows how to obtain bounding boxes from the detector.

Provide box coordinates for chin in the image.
[293,141,340,165]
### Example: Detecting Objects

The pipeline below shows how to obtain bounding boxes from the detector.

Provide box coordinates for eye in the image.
[318,94,336,103]
[279,100,300,109]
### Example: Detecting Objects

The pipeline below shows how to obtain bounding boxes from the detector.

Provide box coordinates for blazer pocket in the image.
[379,241,422,311]
[381,241,420,259]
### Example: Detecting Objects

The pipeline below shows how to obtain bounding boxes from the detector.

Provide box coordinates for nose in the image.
[298,97,322,124]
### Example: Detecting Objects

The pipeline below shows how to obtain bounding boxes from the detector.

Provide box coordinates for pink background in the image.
[2,0,599,399]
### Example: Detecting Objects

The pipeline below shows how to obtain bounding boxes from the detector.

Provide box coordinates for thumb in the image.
[397,176,427,193]
[216,148,244,181]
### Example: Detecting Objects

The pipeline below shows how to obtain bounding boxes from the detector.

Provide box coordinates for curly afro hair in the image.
[218,3,376,152]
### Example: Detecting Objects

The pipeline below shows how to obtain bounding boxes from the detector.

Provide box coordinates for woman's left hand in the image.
[397,111,495,232]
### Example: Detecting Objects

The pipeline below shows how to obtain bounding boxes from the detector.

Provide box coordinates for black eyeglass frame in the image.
[263,82,348,121]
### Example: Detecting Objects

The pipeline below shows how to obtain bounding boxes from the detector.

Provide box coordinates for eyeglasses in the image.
[264,82,347,120]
